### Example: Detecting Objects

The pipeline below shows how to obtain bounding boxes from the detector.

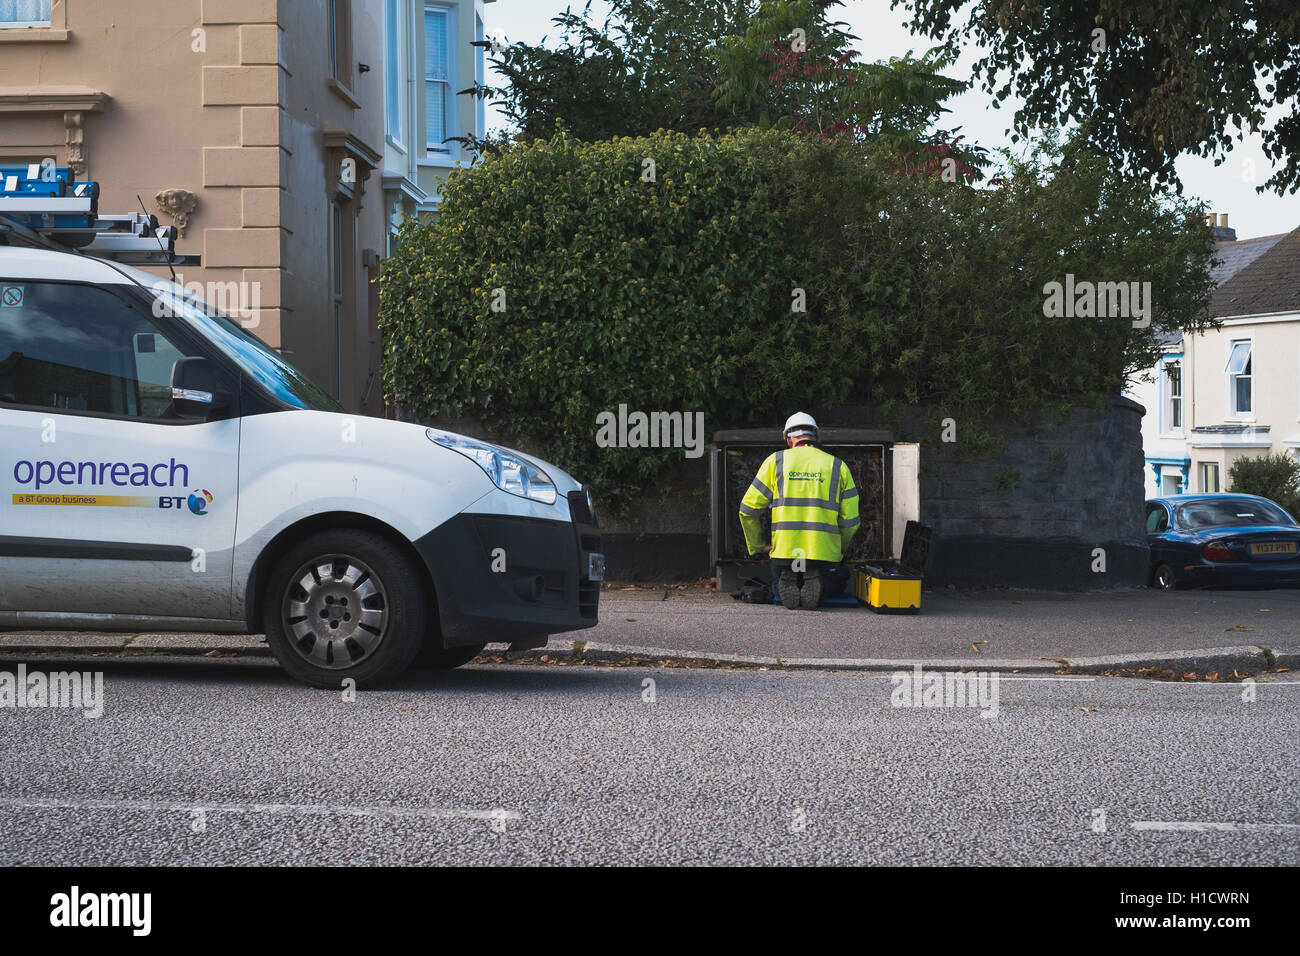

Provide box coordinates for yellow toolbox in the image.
[855,521,932,614]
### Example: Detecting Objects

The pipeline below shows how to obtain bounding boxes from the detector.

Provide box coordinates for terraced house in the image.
[0,0,489,413]
[1129,216,1300,496]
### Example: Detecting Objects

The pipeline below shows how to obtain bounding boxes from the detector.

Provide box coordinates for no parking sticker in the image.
[0,286,23,308]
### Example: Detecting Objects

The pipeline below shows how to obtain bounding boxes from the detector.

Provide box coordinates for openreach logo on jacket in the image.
[9,456,209,512]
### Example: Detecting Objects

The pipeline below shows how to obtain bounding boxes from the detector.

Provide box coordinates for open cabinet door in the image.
[891,443,920,561]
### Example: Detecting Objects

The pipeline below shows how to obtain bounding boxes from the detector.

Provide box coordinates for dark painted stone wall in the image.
[837,396,1150,589]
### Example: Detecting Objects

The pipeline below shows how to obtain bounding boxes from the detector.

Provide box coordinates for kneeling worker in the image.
[738,413,859,609]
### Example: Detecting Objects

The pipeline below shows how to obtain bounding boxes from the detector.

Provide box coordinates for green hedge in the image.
[380,128,1214,500]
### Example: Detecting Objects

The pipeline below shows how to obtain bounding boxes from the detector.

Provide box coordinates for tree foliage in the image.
[477,0,764,143]
[713,0,984,173]
[894,0,1300,194]
[381,129,1215,501]
[470,0,980,171]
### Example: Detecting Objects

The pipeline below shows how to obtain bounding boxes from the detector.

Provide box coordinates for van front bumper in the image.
[414,503,602,647]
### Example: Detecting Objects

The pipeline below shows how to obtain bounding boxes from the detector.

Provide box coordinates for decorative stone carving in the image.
[64,111,86,178]
[323,127,381,205]
[155,188,199,237]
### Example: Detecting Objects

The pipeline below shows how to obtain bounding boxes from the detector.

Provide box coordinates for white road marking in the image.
[995,677,1095,682]
[1132,821,1300,832]
[0,796,520,824]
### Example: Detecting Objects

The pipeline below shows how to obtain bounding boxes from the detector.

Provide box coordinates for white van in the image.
[0,236,602,688]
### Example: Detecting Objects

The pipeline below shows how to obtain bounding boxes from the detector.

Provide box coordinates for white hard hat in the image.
[783,412,819,437]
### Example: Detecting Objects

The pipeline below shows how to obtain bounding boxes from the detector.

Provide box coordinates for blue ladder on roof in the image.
[0,165,99,229]
[0,168,196,266]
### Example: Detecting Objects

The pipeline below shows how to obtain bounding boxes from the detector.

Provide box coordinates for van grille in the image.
[578,578,599,618]
[568,489,596,527]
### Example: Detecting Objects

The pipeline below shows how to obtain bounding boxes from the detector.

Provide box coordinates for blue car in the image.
[1145,493,1300,590]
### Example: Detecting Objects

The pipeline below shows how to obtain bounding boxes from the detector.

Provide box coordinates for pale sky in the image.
[483,0,1300,240]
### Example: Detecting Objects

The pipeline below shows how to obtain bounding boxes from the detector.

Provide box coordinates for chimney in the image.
[1211,212,1236,243]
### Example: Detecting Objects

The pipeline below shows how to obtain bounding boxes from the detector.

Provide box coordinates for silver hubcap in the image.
[283,555,388,669]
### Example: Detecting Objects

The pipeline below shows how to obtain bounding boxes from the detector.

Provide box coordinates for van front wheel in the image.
[263,530,426,688]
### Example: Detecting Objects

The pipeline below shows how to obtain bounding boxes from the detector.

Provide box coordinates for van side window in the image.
[0,281,191,418]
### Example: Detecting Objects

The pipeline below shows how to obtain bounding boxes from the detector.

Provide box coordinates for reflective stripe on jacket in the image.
[738,443,860,561]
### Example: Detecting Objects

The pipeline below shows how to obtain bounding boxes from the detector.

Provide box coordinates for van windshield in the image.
[152,289,343,412]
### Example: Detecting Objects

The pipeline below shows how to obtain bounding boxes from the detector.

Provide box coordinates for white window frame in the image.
[1225,337,1254,420]
[385,0,407,151]
[424,3,456,156]
[1199,461,1220,493]
[1161,356,1183,436]
[0,0,52,29]
[475,11,486,143]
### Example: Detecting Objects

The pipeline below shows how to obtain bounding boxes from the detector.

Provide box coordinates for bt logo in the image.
[158,489,213,514]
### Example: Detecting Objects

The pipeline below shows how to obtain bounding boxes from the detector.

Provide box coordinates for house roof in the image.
[1156,230,1290,349]
[1154,328,1182,349]
[1210,226,1300,318]
[1210,231,1286,285]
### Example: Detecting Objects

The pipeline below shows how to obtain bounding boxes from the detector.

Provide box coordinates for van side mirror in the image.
[170,357,228,419]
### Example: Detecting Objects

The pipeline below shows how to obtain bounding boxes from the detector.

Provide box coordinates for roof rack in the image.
[0,165,199,266]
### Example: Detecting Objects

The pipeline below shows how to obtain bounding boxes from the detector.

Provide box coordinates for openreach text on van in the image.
[12,457,190,491]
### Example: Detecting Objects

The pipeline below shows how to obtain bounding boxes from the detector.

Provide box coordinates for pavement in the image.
[2,584,1298,676]
[3,663,1297,865]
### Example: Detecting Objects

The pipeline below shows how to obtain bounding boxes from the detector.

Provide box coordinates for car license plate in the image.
[588,552,606,581]
[1250,541,1298,556]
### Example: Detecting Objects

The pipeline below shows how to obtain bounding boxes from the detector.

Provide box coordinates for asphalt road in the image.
[3,659,1297,866]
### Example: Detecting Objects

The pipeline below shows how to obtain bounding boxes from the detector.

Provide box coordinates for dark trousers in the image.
[770,559,850,599]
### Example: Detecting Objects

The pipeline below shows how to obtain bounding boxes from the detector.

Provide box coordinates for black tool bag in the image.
[732,577,772,604]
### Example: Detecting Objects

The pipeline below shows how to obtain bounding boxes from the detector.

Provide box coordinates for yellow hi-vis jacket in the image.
[739,443,860,561]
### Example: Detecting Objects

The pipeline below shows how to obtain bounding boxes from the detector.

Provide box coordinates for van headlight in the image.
[427,429,558,505]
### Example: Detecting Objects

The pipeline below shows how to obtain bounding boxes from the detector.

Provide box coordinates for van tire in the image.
[413,643,486,670]
[262,529,426,688]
